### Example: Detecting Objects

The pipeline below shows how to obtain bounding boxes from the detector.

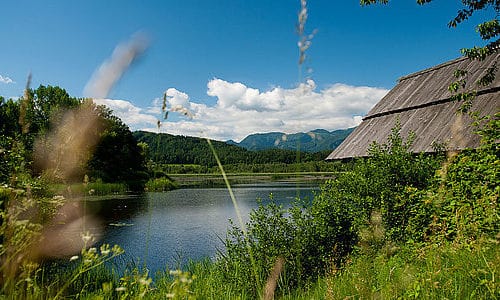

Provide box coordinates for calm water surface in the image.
[94,183,318,274]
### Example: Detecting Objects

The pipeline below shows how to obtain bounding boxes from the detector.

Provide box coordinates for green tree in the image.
[1,86,148,190]
[87,104,148,191]
[0,97,21,137]
[1,97,29,184]
[23,85,80,141]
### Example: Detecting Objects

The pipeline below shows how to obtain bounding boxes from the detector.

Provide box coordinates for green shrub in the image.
[145,177,178,192]
[220,121,446,296]
[427,113,499,243]
[0,135,29,185]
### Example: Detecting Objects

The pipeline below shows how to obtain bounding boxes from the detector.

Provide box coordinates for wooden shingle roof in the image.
[327,53,500,160]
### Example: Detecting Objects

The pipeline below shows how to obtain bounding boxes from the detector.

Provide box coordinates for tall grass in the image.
[50,182,128,197]
[145,177,178,192]
[325,241,499,299]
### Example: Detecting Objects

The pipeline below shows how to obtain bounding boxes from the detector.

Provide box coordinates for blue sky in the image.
[0,1,490,141]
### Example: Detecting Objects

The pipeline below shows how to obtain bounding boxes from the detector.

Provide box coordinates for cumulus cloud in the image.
[207,79,285,111]
[0,75,14,84]
[153,78,389,142]
[93,98,158,129]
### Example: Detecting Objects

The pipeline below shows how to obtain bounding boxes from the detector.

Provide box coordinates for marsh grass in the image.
[49,182,128,197]
[145,177,178,192]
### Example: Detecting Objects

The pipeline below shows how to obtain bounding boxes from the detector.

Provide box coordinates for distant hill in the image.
[228,128,355,152]
[133,131,332,166]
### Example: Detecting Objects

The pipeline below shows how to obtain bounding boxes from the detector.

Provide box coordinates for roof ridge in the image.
[364,85,500,121]
[398,56,467,82]
[399,52,500,82]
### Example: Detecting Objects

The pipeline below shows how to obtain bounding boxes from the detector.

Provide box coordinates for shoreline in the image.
[169,172,336,188]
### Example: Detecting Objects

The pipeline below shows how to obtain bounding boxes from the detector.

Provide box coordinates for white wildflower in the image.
[169,270,182,276]
[52,195,65,201]
[81,232,94,243]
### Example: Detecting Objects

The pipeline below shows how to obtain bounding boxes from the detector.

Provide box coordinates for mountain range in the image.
[227,128,355,152]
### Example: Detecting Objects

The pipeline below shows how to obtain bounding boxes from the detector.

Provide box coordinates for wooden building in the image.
[327,53,500,160]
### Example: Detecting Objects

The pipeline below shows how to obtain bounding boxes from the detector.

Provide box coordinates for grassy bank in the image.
[3,238,497,299]
[145,176,179,192]
[50,182,129,197]
[170,171,336,188]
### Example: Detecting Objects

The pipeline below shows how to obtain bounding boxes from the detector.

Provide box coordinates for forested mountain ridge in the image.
[228,128,355,152]
[133,131,332,166]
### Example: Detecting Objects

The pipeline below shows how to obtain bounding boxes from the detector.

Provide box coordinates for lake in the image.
[93,183,319,274]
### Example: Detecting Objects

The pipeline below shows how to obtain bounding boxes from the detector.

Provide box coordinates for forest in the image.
[134,130,332,167]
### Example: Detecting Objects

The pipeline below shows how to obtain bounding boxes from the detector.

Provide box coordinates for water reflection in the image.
[94,183,318,274]
[87,195,148,222]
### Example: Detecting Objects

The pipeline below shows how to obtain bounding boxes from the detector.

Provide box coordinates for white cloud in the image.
[207,79,285,111]
[93,98,158,128]
[91,79,389,142]
[165,88,193,110]
[152,78,389,142]
[0,75,14,84]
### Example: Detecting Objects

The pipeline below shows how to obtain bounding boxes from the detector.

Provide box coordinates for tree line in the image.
[1,85,337,192]
[0,85,148,191]
[134,130,332,168]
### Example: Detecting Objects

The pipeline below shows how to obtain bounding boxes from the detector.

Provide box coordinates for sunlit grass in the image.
[325,241,499,299]
[145,177,178,192]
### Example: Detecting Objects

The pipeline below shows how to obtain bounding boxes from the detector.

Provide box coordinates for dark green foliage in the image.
[134,131,248,166]
[0,85,148,191]
[134,131,332,168]
[0,97,21,137]
[427,113,499,242]
[87,106,148,191]
[221,121,446,296]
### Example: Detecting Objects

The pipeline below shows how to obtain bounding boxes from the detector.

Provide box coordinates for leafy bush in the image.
[426,113,499,243]
[220,121,445,296]
[145,177,178,192]
[0,135,29,185]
